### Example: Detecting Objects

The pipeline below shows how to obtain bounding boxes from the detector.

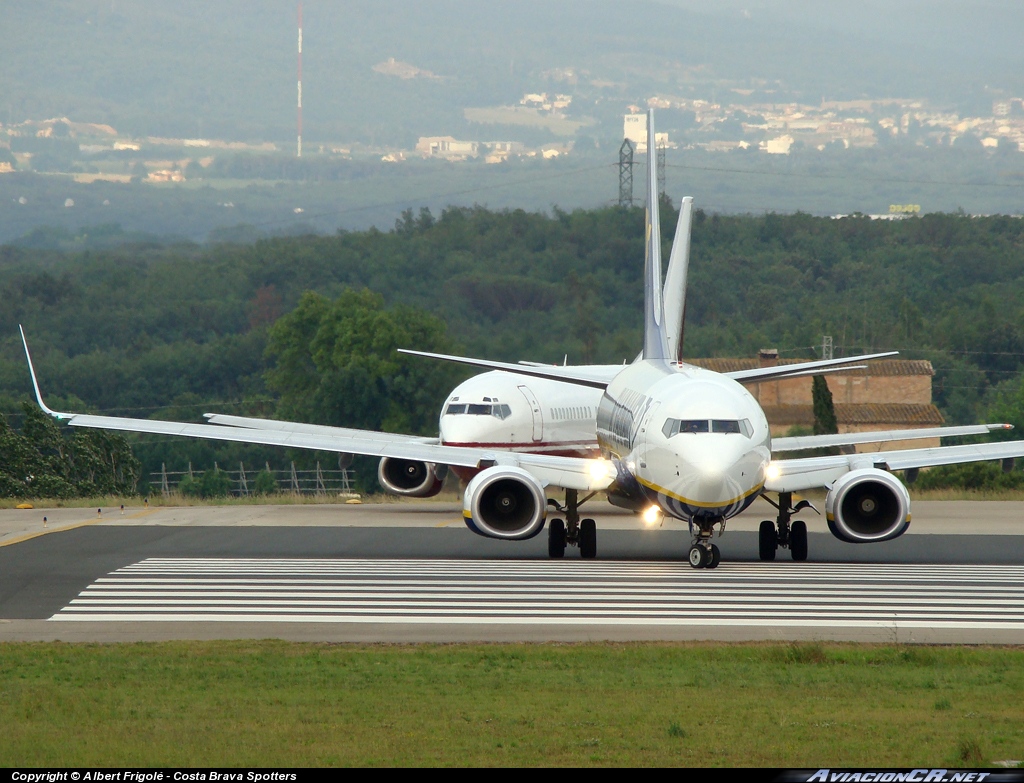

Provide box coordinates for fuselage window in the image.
[663,418,711,437]
[681,419,709,434]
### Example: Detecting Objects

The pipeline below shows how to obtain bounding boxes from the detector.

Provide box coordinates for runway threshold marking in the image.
[50,558,1024,629]
[0,509,158,548]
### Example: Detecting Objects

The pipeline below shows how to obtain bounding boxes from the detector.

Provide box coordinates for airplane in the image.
[21,109,1024,568]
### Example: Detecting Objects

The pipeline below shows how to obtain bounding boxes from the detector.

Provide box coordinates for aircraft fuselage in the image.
[597,361,772,521]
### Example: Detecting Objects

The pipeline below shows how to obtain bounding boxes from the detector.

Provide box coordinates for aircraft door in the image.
[517,384,544,442]
[637,401,661,469]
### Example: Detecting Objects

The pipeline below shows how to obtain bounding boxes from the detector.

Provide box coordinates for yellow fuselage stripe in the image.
[636,475,765,509]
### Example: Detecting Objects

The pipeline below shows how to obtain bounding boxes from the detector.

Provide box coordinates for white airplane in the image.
[21,110,1024,567]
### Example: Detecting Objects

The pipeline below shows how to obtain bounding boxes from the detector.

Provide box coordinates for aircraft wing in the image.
[203,413,438,443]
[20,328,612,493]
[397,349,619,389]
[40,410,615,493]
[726,352,898,383]
[767,439,1024,493]
[771,423,1011,452]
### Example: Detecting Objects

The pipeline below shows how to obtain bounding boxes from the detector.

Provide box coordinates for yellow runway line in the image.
[0,508,158,548]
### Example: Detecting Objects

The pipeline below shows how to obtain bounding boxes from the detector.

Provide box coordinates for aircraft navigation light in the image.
[643,505,662,526]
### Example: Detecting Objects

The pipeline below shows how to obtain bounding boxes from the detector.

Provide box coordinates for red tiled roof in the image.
[760,403,944,427]
[687,358,934,377]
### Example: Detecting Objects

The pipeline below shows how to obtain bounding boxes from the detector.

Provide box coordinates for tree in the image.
[812,375,839,436]
[0,404,140,498]
[265,288,464,435]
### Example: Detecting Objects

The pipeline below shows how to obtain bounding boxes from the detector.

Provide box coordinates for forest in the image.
[4,204,1024,495]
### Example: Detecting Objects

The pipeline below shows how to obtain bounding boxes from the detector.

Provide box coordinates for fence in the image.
[151,461,356,497]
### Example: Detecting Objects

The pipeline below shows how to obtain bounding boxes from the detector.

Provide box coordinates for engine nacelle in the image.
[377,458,447,497]
[825,468,911,543]
[462,465,547,540]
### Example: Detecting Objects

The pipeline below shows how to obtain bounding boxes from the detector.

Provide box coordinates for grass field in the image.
[0,641,1021,767]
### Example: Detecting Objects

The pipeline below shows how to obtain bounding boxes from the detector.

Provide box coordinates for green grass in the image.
[1,641,1022,766]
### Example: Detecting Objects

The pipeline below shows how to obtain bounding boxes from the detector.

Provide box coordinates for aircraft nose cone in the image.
[674,440,760,506]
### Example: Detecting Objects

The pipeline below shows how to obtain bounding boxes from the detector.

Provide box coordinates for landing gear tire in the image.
[790,520,808,562]
[758,520,778,562]
[688,544,708,569]
[548,518,566,559]
[706,544,721,569]
[579,518,597,559]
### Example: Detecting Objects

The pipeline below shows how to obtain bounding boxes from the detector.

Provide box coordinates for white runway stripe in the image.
[51,558,1024,627]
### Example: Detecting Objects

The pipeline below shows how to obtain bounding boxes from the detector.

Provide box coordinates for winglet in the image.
[19,326,70,420]
[642,109,671,362]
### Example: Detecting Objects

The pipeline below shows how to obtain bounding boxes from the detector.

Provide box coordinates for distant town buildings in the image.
[643,94,1024,155]
[415,136,525,162]
[2,85,1023,183]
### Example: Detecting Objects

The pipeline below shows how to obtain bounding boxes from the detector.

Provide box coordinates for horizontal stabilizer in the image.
[727,352,898,384]
[398,349,617,389]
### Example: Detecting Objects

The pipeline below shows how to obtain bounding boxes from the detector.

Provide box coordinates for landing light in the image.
[642,505,662,526]
[588,459,612,482]
[766,462,782,481]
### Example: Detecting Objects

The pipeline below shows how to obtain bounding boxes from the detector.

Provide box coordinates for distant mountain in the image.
[3,0,1022,146]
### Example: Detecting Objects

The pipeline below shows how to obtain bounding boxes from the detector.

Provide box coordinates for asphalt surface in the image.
[0,501,1022,643]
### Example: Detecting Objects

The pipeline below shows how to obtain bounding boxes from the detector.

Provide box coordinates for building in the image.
[688,349,943,451]
[623,113,668,152]
[415,136,479,159]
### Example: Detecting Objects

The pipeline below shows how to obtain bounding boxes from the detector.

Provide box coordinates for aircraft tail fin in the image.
[642,109,671,362]
[664,195,693,362]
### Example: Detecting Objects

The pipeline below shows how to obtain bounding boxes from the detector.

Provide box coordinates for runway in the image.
[1,502,1023,643]
[51,557,1024,632]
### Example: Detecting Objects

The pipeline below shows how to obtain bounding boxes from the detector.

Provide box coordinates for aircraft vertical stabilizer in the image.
[664,195,693,362]
[642,110,671,362]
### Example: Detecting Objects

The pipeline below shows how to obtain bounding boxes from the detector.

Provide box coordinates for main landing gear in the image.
[759,491,812,562]
[687,516,724,569]
[547,488,598,559]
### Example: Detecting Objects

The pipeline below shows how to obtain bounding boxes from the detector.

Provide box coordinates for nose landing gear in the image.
[687,516,724,569]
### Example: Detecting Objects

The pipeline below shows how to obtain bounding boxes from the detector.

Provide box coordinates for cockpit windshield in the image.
[445,402,512,420]
[663,418,753,438]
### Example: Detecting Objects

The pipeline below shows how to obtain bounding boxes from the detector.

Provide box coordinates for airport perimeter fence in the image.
[151,461,356,497]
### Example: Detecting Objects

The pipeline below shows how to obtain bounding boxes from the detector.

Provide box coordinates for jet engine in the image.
[825,468,911,543]
[377,458,447,497]
[462,465,547,540]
